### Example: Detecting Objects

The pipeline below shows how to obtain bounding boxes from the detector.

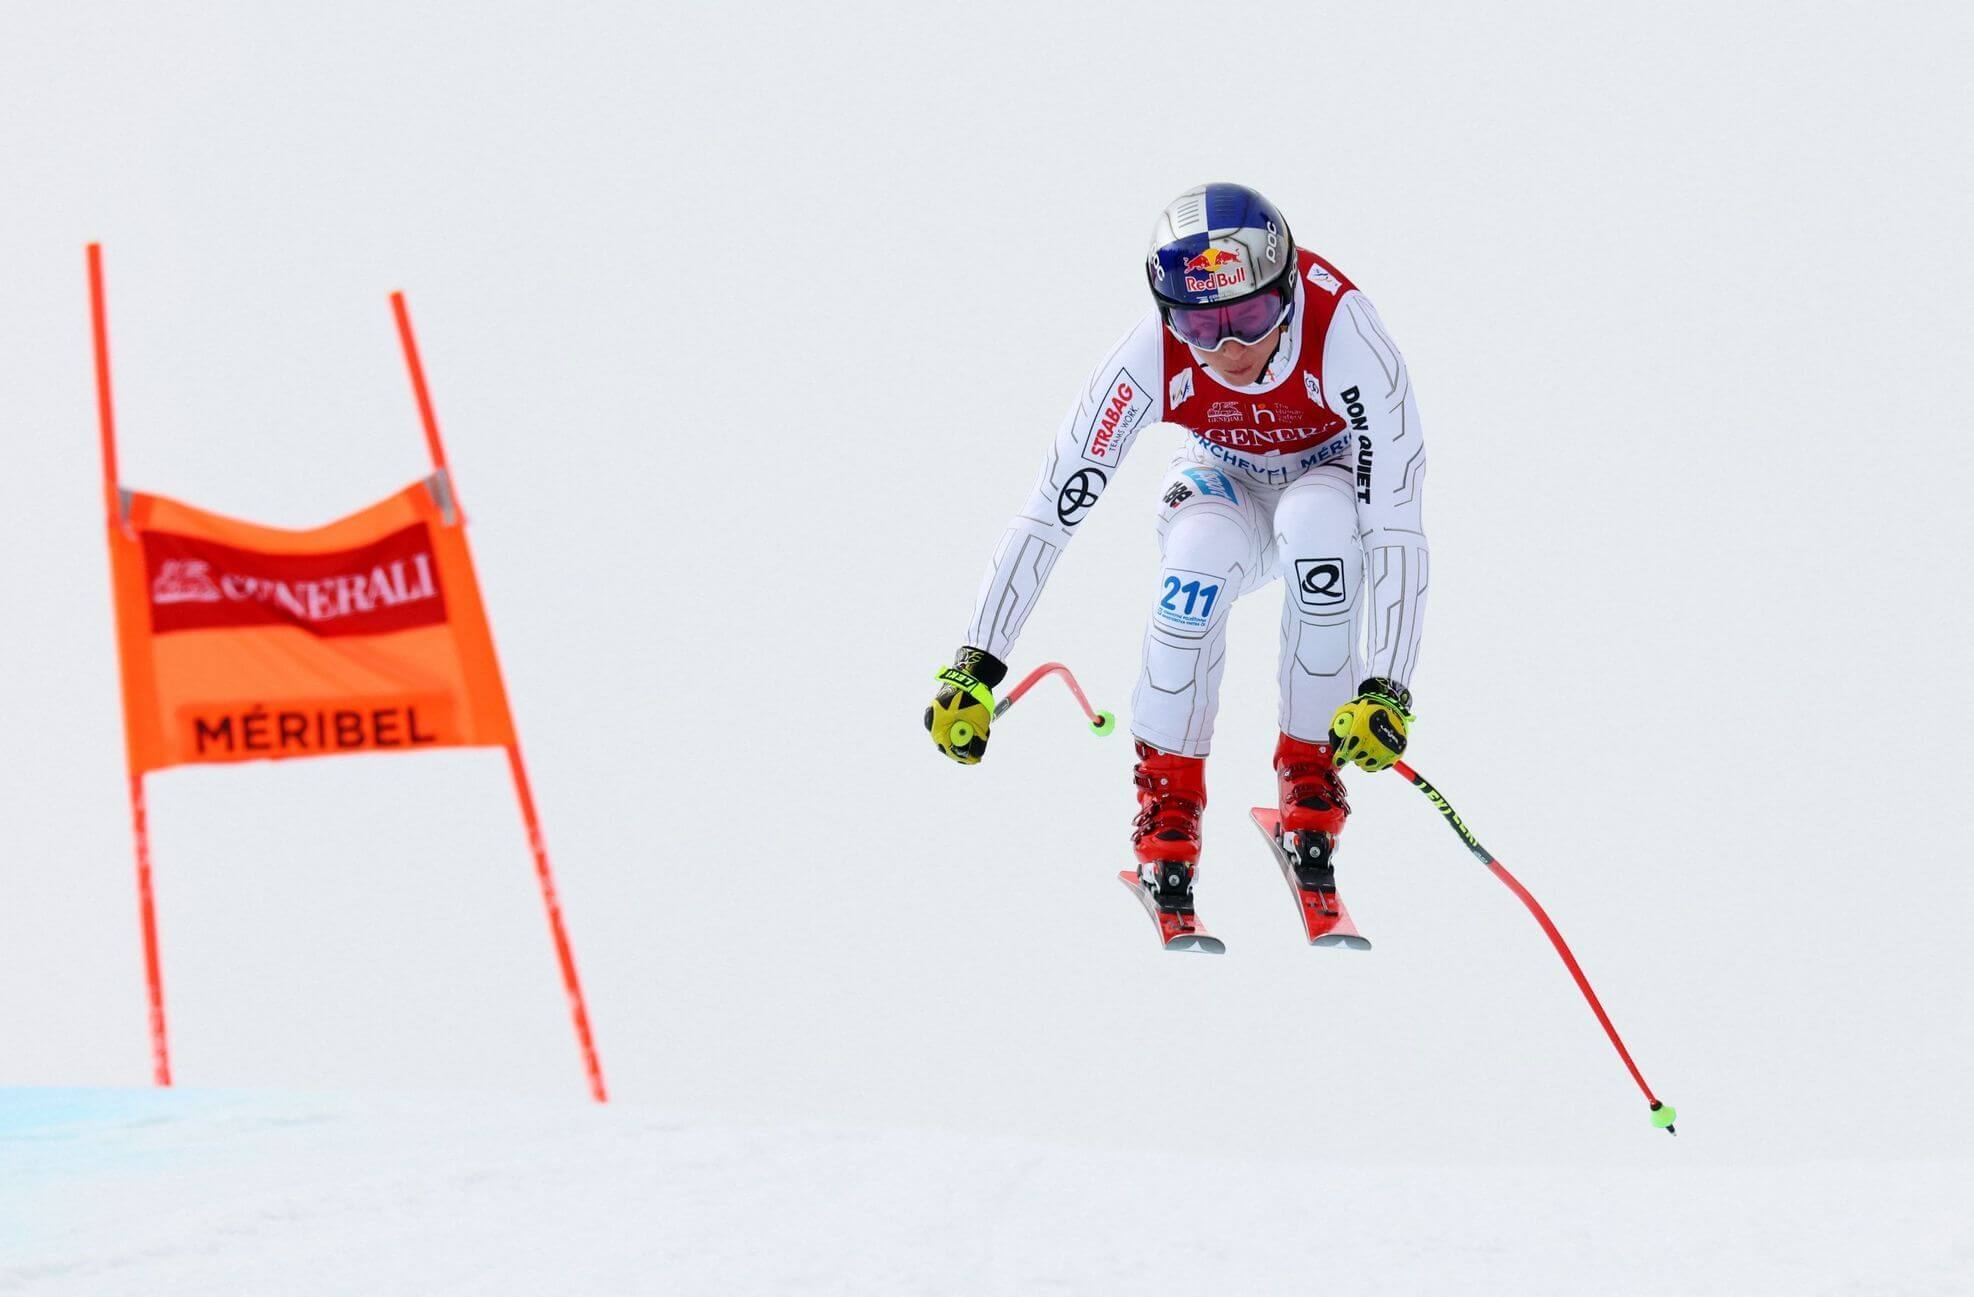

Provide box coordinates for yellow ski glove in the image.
[924,647,1007,765]
[1329,678,1414,773]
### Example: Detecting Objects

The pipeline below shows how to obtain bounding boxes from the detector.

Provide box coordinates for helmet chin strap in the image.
[1258,314,1295,384]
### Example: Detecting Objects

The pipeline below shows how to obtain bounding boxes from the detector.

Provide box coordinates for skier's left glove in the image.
[924,646,1007,765]
[1329,678,1413,773]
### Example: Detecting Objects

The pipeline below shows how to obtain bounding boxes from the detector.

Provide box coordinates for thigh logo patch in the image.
[1154,567,1224,639]
[1294,557,1349,610]
[1179,467,1239,504]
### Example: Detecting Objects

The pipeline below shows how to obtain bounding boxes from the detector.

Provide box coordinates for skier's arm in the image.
[1328,292,1429,691]
[927,313,1162,765]
[961,312,1164,662]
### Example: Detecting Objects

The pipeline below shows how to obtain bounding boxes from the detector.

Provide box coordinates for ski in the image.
[1249,808,1372,949]
[1116,870,1225,954]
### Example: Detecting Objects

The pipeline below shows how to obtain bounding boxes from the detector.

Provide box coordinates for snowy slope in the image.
[6,1088,1969,1296]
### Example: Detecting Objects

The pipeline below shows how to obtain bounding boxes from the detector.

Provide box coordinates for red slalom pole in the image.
[994,662,1115,733]
[1392,761,1676,1135]
[946,661,1114,754]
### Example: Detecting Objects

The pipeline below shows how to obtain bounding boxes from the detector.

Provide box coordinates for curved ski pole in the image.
[1392,760,1677,1136]
[948,662,1114,749]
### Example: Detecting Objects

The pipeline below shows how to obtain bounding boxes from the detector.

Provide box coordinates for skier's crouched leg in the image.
[1272,466,1363,743]
[1151,490,1255,653]
[1132,492,1259,757]
[1154,510,1253,622]
[1152,460,1265,588]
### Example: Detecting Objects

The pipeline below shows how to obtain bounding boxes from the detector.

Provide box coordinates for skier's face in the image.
[1197,322,1288,387]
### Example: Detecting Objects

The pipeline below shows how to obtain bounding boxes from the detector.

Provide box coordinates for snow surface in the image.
[6,1088,1969,1296]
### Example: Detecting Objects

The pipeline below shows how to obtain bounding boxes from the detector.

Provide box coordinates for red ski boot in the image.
[1254,732,1369,947]
[1121,741,1224,952]
[1273,732,1350,892]
[1131,741,1207,911]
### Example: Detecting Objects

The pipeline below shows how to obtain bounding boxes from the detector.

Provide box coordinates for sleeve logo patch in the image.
[1082,369,1152,465]
[1056,467,1107,526]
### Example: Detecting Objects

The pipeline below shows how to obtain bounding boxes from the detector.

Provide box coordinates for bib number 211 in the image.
[1161,577,1220,619]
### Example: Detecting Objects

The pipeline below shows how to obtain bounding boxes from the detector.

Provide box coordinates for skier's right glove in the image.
[924,646,1007,765]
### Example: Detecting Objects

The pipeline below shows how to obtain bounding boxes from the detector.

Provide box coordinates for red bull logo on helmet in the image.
[1182,246,1248,295]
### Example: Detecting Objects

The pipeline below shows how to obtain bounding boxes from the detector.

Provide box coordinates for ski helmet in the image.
[1146,183,1297,349]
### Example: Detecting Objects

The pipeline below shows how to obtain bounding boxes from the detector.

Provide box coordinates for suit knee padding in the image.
[1143,639,1201,693]
[1160,512,1253,576]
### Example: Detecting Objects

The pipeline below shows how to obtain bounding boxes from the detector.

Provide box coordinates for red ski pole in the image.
[1392,760,1677,1135]
[948,661,1115,750]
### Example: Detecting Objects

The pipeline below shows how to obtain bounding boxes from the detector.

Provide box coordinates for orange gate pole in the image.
[505,743,609,1103]
[390,291,608,1102]
[89,243,173,1086]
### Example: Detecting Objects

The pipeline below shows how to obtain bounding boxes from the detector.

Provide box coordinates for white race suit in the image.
[961,249,1428,757]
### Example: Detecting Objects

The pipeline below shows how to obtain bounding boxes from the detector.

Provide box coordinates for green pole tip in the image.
[1091,710,1116,736]
[1650,1101,1677,1133]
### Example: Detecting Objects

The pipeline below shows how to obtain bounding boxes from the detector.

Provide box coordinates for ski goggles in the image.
[1161,280,1294,351]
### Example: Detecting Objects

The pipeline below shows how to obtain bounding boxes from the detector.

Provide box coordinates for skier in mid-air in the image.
[925,182,1428,946]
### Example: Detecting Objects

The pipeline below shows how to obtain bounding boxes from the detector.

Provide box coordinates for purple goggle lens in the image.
[1164,288,1291,351]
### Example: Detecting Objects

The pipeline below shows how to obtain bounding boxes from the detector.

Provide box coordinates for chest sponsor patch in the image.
[1082,370,1152,466]
[1169,367,1195,410]
[1196,419,1344,455]
[1179,387,1347,459]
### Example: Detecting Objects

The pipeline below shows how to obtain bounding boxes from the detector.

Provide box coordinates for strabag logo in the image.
[1082,370,1152,466]
[1183,246,1248,295]
[141,522,448,638]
